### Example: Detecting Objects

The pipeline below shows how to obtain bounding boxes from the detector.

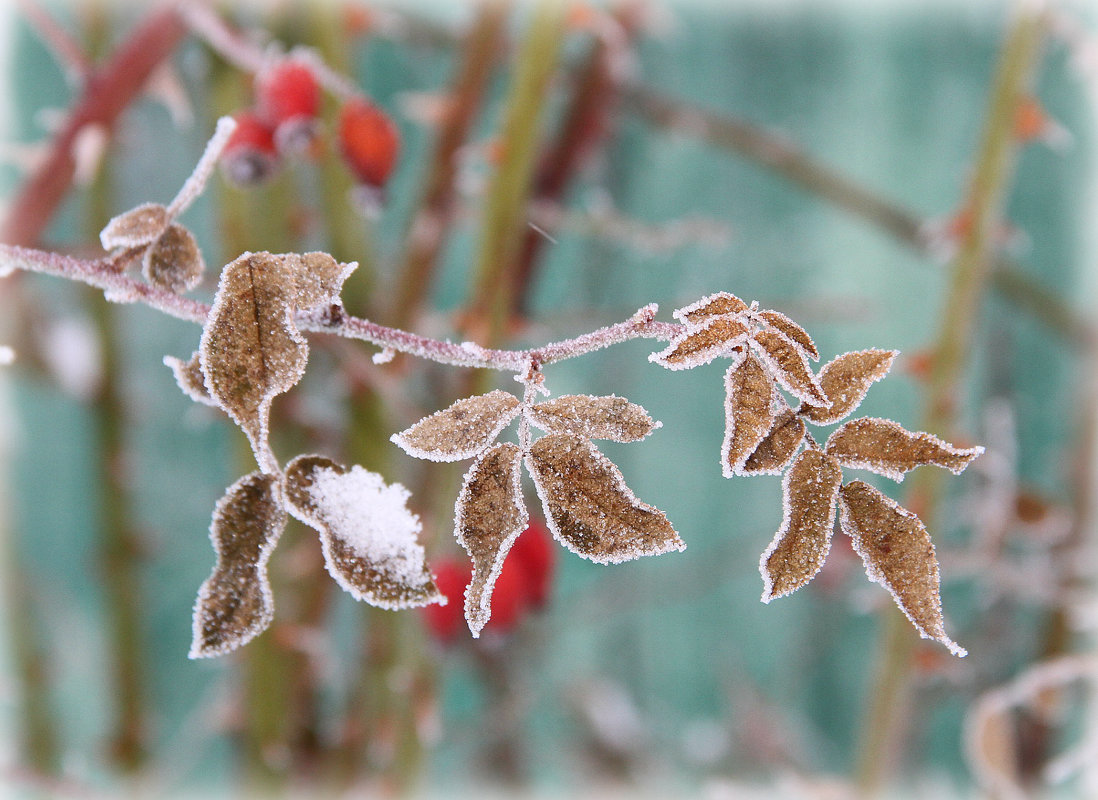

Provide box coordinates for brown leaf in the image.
[190,472,285,658]
[722,353,777,477]
[838,480,966,656]
[802,349,897,425]
[528,395,658,442]
[673,291,749,325]
[760,449,842,601]
[100,202,169,250]
[164,351,216,406]
[526,433,684,564]
[143,223,205,293]
[291,251,356,311]
[199,252,307,469]
[749,329,827,406]
[742,409,805,475]
[650,316,749,370]
[391,390,521,462]
[455,443,528,636]
[758,309,819,360]
[283,455,443,609]
[825,417,984,481]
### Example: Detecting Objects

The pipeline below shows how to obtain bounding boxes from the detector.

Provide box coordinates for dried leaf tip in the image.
[673,291,749,326]
[802,349,897,425]
[826,417,984,482]
[650,316,749,370]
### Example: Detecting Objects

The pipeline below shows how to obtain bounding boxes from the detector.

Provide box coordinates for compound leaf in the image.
[526,433,684,564]
[760,449,842,601]
[190,472,285,658]
[839,480,966,656]
[283,455,442,609]
[454,443,528,637]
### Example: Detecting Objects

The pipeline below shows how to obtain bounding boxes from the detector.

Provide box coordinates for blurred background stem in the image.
[854,6,1050,795]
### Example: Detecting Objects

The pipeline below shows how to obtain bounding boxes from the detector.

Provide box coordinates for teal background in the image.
[1,1,1094,796]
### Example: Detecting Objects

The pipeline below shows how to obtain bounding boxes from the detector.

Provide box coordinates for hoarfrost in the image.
[825,417,984,481]
[749,329,827,406]
[391,390,521,462]
[649,316,748,370]
[527,394,660,442]
[673,291,748,326]
[722,353,777,477]
[802,349,896,425]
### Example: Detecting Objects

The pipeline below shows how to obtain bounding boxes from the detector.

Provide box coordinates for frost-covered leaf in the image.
[526,433,684,564]
[839,480,966,656]
[291,251,357,311]
[143,223,205,293]
[100,202,169,250]
[199,252,306,468]
[455,443,528,636]
[749,329,827,406]
[825,417,984,481]
[283,455,442,609]
[391,390,521,462]
[741,409,805,475]
[760,449,842,601]
[673,291,749,326]
[164,351,216,407]
[528,395,658,442]
[649,316,748,370]
[802,349,897,425]
[722,353,777,477]
[190,472,285,658]
[758,309,819,360]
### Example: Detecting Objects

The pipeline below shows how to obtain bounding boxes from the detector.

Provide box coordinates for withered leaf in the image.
[143,223,205,293]
[455,443,528,636]
[802,349,897,425]
[649,316,749,370]
[291,251,357,311]
[722,353,777,477]
[526,433,684,564]
[742,409,806,475]
[100,202,169,250]
[749,329,828,406]
[758,309,819,360]
[760,449,843,601]
[190,472,285,658]
[528,395,658,442]
[825,417,984,481]
[391,390,521,462]
[283,455,443,609]
[673,291,749,326]
[839,480,966,656]
[200,252,306,468]
[164,351,216,407]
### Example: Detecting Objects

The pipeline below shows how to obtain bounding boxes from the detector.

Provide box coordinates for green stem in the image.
[854,7,1050,796]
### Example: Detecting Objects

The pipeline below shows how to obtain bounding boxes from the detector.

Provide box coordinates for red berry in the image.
[484,557,528,634]
[220,110,278,186]
[338,97,400,188]
[256,58,320,127]
[508,520,556,610]
[422,560,469,644]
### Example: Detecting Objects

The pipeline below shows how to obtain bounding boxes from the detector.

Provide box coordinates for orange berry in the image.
[338,97,401,188]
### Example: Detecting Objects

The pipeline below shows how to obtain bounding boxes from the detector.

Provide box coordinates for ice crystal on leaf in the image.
[801,349,897,425]
[673,291,749,325]
[190,472,285,659]
[757,309,818,361]
[99,202,170,250]
[143,223,205,293]
[526,433,684,564]
[825,417,984,482]
[839,480,966,657]
[391,390,522,461]
[722,352,778,477]
[455,443,528,636]
[283,455,442,609]
[164,351,216,407]
[527,394,659,442]
[760,449,842,601]
[741,409,805,475]
[749,329,827,406]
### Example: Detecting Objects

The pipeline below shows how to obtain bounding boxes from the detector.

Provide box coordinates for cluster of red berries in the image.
[220,55,400,203]
[423,520,556,643]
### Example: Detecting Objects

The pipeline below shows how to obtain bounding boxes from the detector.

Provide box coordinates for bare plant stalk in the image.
[854,7,1051,795]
